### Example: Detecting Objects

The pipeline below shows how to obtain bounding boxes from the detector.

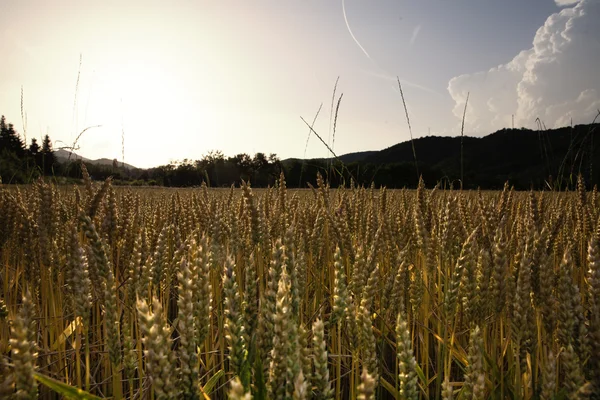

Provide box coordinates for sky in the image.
[0,0,598,168]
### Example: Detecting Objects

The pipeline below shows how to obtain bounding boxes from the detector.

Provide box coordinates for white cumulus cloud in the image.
[555,0,581,6]
[448,0,600,134]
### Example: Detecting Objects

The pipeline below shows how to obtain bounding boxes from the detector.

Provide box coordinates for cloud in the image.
[555,0,581,6]
[409,24,422,46]
[448,0,600,133]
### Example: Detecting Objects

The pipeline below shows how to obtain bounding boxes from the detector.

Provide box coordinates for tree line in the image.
[0,115,56,183]
[0,114,289,187]
[143,151,283,187]
[3,112,595,189]
[0,114,366,188]
[0,112,409,188]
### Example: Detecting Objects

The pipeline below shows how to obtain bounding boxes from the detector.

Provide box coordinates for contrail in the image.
[342,0,371,59]
[364,70,442,96]
[409,24,421,46]
[341,0,442,96]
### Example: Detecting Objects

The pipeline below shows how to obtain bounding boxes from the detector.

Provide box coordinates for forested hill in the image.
[1,106,598,189]
[387,123,600,189]
[283,123,600,190]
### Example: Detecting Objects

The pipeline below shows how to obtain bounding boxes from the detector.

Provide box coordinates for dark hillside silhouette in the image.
[281,123,599,189]
[338,150,378,163]
[352,124,598,189]
[0,111,598,189]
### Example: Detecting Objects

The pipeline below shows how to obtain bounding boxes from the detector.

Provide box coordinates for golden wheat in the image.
[0,174,598,399]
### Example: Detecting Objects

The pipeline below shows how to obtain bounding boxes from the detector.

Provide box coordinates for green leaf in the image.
[201,369,224,396]
[415,363,427,388]
[34,372,102,400]
[253,356,267,400]
[380,377,400,399]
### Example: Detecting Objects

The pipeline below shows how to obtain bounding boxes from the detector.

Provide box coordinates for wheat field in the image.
[1,166,599,399]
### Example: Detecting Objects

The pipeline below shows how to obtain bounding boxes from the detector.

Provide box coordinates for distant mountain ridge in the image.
[55,149,138,170]
[54,123,600,189]
[339,150,378,163]
[283,150,377,164]
[362,124,598,167]
[283,123,600,189]
[55,149,90,162]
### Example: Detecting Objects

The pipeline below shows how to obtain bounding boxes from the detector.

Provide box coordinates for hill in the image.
[338,150,378,163]
[283,150,376,165]
[360,124,599,188]
[55,149,138,170]
[282,123,600,189]
[55,149,90,162]
[49,123,600,189]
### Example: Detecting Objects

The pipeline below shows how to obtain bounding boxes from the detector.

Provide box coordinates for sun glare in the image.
[76,57,221,166]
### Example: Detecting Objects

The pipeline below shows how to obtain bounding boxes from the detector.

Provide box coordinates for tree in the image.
[0,149,26,183]
[28,137,42,175]
[0,116,27,182]
[28,138,39,155]
[201,150,226,186]
[231,153,253,181]
[0,118,25,156]
[0,116,7,152]
[253,152,268,171]
[40,134,56,175]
